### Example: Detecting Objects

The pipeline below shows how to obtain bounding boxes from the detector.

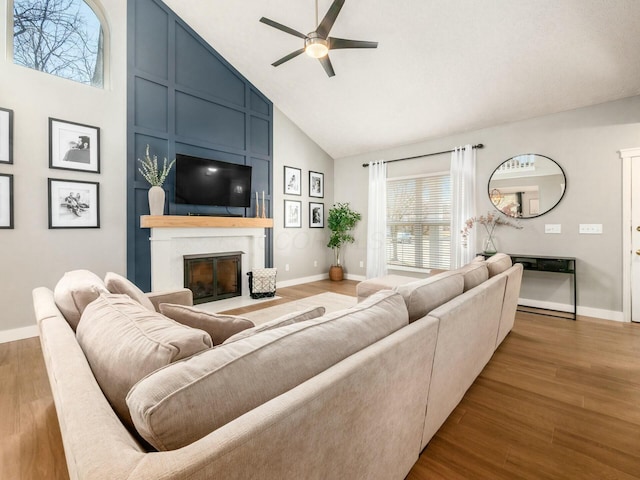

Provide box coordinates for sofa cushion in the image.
[223,305,326,344]
[126,290,408,451]
[486,253,513,277]
[457,262,489,292]
[394,271,465,322]
[159,303,255,345]
[104,272,155,311]
[76,293,212,430]
[355,274,417,301]
[53,269,109,331]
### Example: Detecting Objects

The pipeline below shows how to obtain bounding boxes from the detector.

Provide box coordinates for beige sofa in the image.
[32,254,522,480]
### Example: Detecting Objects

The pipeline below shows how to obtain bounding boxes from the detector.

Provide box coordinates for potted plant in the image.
[327,202,362,281]
[137,144,175,216]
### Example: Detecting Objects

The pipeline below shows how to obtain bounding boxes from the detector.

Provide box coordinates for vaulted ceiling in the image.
[163,0,640,159]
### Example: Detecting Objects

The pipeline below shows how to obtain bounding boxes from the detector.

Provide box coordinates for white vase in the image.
[148,186,165,216]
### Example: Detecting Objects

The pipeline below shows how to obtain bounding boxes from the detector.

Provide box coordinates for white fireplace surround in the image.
[148,227,267,299]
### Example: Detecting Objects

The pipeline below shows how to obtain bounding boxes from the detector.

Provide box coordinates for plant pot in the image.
[148,185,165,216]
[329,265,344,281]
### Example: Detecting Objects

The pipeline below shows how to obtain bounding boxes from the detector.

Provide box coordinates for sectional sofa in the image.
[32,254,522,480]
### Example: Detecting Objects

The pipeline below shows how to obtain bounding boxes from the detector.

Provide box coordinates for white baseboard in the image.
[276,272,365,289]
[276,273,329,289]
[0,325,39,344]
[345,273,366,282]
[519,297,624,322]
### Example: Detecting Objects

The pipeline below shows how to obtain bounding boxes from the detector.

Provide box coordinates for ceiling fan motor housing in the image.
[305,34,329,58]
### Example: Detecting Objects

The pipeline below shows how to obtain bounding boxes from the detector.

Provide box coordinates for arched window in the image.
[13,0,105,87]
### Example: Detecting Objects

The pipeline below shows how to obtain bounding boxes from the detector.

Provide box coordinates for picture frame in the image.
[284,199,302,228]
[49,118,100,173]
[309,202,324,228]
[0,173,14,229]
[0,107,13,164]
[283,166,301,196]
[309,170,324,198]
[48,178,100,229]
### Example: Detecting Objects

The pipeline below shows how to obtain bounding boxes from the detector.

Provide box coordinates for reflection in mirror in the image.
[488,154,566,218]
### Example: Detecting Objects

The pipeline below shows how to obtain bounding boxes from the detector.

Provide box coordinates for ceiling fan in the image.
[259,0,378,77]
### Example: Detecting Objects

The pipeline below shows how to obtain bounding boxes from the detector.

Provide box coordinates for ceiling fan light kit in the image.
[260,0,378,77]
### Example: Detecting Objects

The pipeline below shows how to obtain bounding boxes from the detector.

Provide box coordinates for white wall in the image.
[0,0,127,340]
[335,96,640,319]
[273,107,334,284]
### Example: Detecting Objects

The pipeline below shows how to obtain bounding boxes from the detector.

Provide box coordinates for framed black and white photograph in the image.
[48,178,100,229]
[0,174,14,229]
[309,171,324,198]
[309,202,324,228]
[284,199,302,228]
[0,107,13,164]
[284,166,301,196]
[49,118,100,173]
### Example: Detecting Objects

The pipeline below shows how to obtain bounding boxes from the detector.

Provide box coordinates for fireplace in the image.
[184,252,242,304]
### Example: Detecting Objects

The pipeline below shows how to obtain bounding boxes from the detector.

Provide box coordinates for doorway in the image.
[620,147,640,322]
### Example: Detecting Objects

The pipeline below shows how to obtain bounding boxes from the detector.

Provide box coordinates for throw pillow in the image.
[53,269,110,331]
[485,253,513,277]
[394,271,464,322]
[223,305,326,344]
[104,271,155,311]
[76,293,212,430]
[159,303,255,345]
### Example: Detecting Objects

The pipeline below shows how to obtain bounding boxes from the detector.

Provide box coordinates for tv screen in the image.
[175,154,252,208]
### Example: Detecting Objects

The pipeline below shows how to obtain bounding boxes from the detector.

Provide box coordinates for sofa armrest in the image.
[146,288,193,311]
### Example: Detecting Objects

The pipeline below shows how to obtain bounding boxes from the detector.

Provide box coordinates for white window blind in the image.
[386,173,451,270]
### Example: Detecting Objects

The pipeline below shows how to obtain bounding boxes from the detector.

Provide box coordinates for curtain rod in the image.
[361,143,484,167]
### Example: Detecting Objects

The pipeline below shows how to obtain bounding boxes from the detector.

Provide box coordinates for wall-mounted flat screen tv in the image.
[175,153,252,208]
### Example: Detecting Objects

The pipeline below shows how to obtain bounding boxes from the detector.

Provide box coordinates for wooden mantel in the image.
[140,215,274,229]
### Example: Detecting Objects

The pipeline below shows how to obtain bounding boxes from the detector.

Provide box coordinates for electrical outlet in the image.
[359,260,364,268]
[313,260,318,267]
[285,264,290,271]
[579,224,603,234]
[545,224,561,234]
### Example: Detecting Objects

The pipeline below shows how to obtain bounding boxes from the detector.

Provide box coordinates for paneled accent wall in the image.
[127,0,273,290]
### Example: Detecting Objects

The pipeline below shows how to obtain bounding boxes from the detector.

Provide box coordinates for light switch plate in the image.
[579,224,603,234]
[545,224,561,234]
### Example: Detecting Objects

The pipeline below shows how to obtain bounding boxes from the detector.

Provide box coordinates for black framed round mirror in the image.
[488,154,566,218]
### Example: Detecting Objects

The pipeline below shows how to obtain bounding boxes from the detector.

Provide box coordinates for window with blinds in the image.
[386,173,451,270]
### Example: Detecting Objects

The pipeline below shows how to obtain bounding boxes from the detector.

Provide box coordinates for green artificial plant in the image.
[327,202,362,267]
[137,144,175,187]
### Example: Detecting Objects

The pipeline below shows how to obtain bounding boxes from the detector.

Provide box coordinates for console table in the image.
[482,253,577,320]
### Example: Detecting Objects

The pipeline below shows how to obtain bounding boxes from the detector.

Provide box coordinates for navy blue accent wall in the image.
[127,0,273,290]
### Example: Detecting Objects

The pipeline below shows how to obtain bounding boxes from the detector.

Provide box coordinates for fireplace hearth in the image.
[184,252,242,304]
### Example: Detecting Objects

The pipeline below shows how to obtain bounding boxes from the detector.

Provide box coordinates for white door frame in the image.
[619,147,640,323]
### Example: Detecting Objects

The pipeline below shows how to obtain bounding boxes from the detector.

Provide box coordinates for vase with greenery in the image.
[137,145,175,216]
[327,202,362,281]
[461,211,522,254]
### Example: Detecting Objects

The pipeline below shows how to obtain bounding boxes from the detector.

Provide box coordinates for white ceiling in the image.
[164,0,640,159]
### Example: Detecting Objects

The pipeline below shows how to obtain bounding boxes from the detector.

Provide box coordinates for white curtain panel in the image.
[366,161,388,278]
[450,145,476,268]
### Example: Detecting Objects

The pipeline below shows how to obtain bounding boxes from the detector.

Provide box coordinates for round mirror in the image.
[488,154,566,218]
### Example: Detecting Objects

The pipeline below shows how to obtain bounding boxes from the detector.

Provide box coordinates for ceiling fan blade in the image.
[316,0,345,38]
[260,17,307,39]
[329,37,378,50]
[272,48,306,67]
[318,55,335,77]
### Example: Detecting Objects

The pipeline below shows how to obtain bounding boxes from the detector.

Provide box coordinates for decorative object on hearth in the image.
[461,211,522,254]
[327,202,361,281]
[137,144,175,216]
[260,0,378,77]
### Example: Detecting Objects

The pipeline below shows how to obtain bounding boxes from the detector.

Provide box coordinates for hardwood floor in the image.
[2,281,640,479]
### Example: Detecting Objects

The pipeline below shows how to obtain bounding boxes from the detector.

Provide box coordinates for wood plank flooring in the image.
[2,280,640,479]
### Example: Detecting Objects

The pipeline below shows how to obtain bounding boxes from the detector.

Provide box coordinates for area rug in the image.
[241,292,357,326]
